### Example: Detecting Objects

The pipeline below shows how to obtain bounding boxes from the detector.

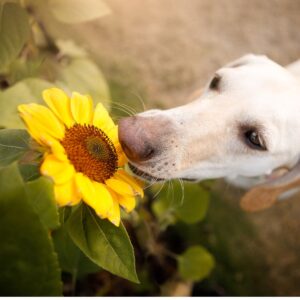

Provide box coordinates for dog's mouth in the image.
[128,163,199,183]
[128,163,165,182]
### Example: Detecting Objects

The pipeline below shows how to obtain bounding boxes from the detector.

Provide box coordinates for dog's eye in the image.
[244,130,267,151]
[209,74,221,90]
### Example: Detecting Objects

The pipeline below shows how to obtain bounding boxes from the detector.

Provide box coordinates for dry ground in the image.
[42,0,300,295]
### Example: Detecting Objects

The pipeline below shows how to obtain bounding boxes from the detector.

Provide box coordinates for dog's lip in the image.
[180,177,198,182]
[128,163,199,183]
[128,163,165,182]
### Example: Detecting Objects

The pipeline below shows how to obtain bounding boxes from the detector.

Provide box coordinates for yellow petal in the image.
[115,142,128,167]
[70,92,93,125]
[19,104,67,160]
[43,88,74,127]
[54,178,81,206]
[107,197,120,226]
[114,142,123,153]
[18,103,65,140]
[118,153,127,167]
[19,112,49,145]
[114,141,124,154]
[75,173,113,218]
[106,125,119,145]
[41,154,75,184]
[105,176,135,197]
[93,181,114,217]
[115,169,144,197]
[32,130,67,161]
[93,103,115,132]
[118,195,136,213]
[47,139,67,161]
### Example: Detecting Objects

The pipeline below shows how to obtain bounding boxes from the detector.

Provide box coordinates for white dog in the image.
[118,54,300,211]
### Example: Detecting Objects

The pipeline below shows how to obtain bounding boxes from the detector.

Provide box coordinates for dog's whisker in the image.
[115,55,300,214]
[110,104,135,117]
[97,97,136,113]
[129,91,147,113]
[142,177,162,190]
[152,180,166,200]
[166,180,171,202]
[177,178,185,206]
[166,179,171,200]
[112,101,138,115]
[99,98,137,116]
[170,179,175,207]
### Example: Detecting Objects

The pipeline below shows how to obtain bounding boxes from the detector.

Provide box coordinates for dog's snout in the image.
[118,116,156,162]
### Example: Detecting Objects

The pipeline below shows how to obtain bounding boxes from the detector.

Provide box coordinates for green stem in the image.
[71,267,78,296]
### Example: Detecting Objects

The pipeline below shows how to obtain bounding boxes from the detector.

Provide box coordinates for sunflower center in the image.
[61,124,118,183]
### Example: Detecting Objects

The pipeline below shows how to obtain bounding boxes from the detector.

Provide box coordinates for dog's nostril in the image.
[144,146,155,159]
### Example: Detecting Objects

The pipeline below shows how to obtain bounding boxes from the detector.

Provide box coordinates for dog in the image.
[118,54,300,212]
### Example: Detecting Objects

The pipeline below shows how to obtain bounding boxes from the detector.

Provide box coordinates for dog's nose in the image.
[118,116,156,162]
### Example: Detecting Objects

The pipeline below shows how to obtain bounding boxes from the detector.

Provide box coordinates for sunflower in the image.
[18,88,143,226]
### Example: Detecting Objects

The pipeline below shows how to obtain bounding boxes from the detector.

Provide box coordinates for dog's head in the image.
[118,55,300,188]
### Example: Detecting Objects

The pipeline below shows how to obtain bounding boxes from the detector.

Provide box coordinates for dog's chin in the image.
[128,163,165,182]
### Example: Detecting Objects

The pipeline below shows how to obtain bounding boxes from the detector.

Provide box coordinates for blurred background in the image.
[42,0,300,108]
[2,0,300,296]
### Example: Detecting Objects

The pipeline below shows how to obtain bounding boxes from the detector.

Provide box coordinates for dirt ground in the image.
[42,0,300,295]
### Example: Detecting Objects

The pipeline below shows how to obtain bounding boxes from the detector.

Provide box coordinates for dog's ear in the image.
[240,162,300,212]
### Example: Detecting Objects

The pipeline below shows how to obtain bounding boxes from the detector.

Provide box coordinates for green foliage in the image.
[0,2,30,72]
[53,216,101,278]
[0,129,30,167]
[67,203,139,283]
[178,246,215,282]
[19,162,41,182]
[0,58,110,128]
[48,0,111,24]
[56,39,88,58]
[0,0,219,295]
[152,181,210,225]
[25,177,60,230]
[0,0,149,295]
[8,57,44,84]
[196,192,272,296]
[55,58,110,104]
[0,163,62,295]
[176,184,210,224]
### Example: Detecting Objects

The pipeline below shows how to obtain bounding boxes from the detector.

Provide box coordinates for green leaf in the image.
[56,58,110,105]
[0,129,30,167]
[152,181,210,225]
[55,39,87,58]
[53,221,101,278]
[7,57,44,84]
[19,162,41,181]
[0,163,62,295]
[76,251,102,278]
[0,2,30,72]
[178,246,215,282]
[67,203,139,283]
[49,0,111,24]
[0,78,53,128]
[25,176,60,230]
[175,183,210,224]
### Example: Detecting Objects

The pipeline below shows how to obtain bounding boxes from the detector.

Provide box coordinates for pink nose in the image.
[118,116,157,162]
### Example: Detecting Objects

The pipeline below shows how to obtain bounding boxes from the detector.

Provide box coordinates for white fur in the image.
[133,54,300,187]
